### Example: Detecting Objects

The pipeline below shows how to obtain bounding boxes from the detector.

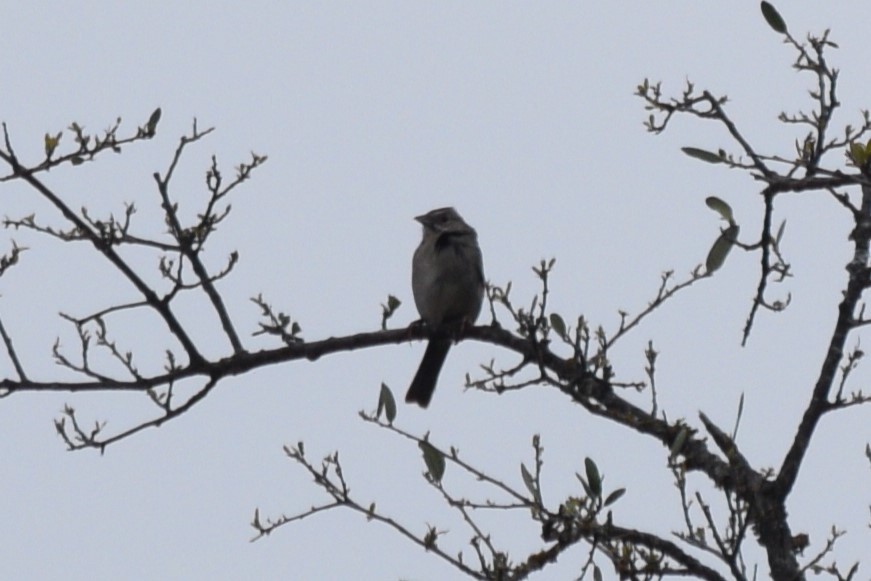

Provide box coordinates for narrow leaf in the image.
[682,146,723,164]
[377,383,396,423]
[705,224,740,274]
[520,463,541,504]
[670,427,689,458]
[705,196,734,224]
[520,463,535,494]
[146,107,162,136]
[576,472,592,497]
[731,392,745,441]
[584,457,602,498]
[760,2,787,34]
[775,219,786,246]
[603,487,626,507]
[419,441,445,483]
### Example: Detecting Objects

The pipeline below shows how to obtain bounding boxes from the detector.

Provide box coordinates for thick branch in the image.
[775,182,871,497]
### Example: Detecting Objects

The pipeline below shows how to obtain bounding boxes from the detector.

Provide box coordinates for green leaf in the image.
[681,146,723,164]
[520,463,535,493]
[377,383,396,423]
[603,487,626,507]
[731,392,745,441]
[760,2,787,34]
[584,457,602,498]
[520,463,541,504]
[44,132,62,158]
[576,472,591,497]
[705,224,739,274]
[705,196,734,224]
[775,219,786,247]
[146,107,162,136]
[670,426,689,458]
[850,142,868,167]
[549,313,567,339]
[419,440,445,483]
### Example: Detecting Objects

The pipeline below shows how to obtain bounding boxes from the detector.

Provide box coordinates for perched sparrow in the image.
[406,207,485,407]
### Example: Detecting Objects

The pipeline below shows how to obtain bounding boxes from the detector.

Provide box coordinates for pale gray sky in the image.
[1,2,868,579]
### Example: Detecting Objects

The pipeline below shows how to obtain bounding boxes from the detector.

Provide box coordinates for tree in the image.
[1,3,868,579]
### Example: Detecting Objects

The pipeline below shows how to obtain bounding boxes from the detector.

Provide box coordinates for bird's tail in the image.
[405,337,452,408]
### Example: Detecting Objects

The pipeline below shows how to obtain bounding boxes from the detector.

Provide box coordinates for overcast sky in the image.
[1,2,869,579]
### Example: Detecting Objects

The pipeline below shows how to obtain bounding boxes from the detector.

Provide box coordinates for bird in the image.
[406,207,485,407]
